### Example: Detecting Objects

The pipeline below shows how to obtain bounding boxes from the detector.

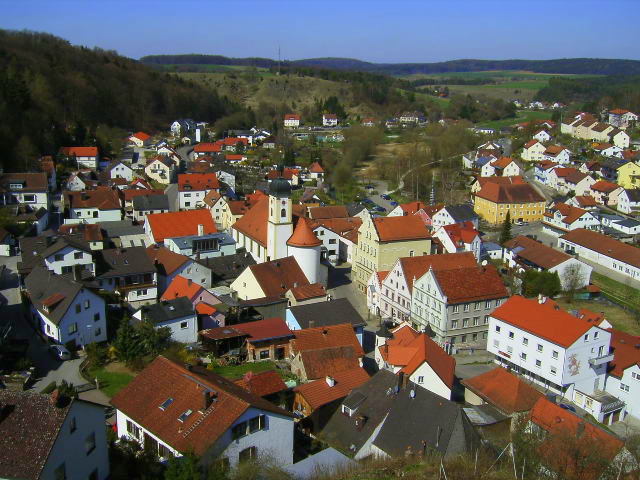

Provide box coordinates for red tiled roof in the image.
[145,245,190,275]
[291,323,364,357]
[573,195,597,207]
[235,370,287,397]
[504,235,572,269]
[60,146,98,157]
[523,139,540,149]
[609,108,630,115]
[537,160,558,171]
[160,276,204,301]
[63,188,121,210]
[309,162,324,173]
[307,205,349,219]
[432,265,507,304]
[178,173,220,192]
[442,221,479,245]
[294,367,369,410]
[549,202,589,225]
[590,180,621,193]
[461,367,544,414]
[592,142,613,151]
[195,302,217,316]
[146,209,217,243]
[561,229,640,268]
[266,168,299,180]
[248,256,310,297]
[287,218,321,247]
[297,347,361,380]
[490,156,515,169]
[225,154,244,161]
[193,142,222,153]
[232,198,268,246]
[606,328,640,378]
[397,252,477,293]
[285,114,301,120]
[233,318,293,343]
[220,137,248,146]
[289,283,326,301]
[323,113,337,119]
[122,188,164,202]
[544,145,567,156]
[476,182,544,204]
[491,296,596,348]
[110,356,292,456]
[131,131,151,141]
[372,215,430,242]
[1,172,48,192]
[474,176,525,189]
[398,201,429,215]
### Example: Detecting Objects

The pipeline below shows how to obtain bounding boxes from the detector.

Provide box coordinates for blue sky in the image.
[2,0,639,62]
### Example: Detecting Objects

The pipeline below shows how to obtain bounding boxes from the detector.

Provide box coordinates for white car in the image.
[49,345,71,361]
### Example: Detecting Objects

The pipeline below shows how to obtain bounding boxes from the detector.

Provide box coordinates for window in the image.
[328,239,336,244]
[95,328,101,337]
[584,334,589,342]
[463,303,470,312]
[94,313,100,322]
[84,300,90,310]
[451,320,458,329]
[620,383,630,392]
[259,350,270,360]
[594,331,599,339]
[180,321,189,329]
[178,410,193,422]
[522,338,528,346]
[416,376,424,384]
[249,415,265,433]
[507,346,513,354]
[453,305,459,313]
[68,323,78,335]
[232,421,248,439]
[535,359,541,368]
[474,302,480,311]
[239,446,257,463]
[75,304,81,314]
[85,432,96,455]
[484,315,489,324]
[462,318,469,328]
[495,299,500,307]
[508,331,514,339]
[137,289,147,296]
[537,344,543,353]
[54,254,64,262]
[473,317,479,326]
[74,252,83,260]
[69,417,76,433]
[485,300,492,309]
[520,353,527,360]
[54,463,66,480]
[472,333,478,341]
[495,325,501,333]
[550,366,557,375]
[552,350,559,359]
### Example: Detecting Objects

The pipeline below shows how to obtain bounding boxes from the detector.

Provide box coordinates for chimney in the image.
[538,294,546,304]
[188,278,192,286]
[198,224,204,236]
[322,329,328,336]
[308,320,315,329]
[325,376,335,387]
[202,390,215,410]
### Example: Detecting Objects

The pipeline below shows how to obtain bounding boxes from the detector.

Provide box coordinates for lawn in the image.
[88,366,134,398]
[590,272,640,316]
[555,297,640,336]
[475,110,553,130]
[209,360,278,380]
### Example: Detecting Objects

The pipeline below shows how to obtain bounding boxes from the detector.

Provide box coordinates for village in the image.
[2,99,640,480]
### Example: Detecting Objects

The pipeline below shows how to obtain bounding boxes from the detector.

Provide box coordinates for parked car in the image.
[390,201,399,206]
[49,345,71,361]
[375,206,386,212]
[365,184,374,190]
[381,194,391,200]
[559,403,576,412]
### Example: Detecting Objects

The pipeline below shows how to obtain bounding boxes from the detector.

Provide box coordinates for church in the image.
[230,175,327,286]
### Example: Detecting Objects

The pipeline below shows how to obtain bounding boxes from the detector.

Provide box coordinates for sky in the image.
[2,0,639,62]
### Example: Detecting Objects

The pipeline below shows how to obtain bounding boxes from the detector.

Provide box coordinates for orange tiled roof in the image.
[442,221,479,245]
[291,323,364,357]
[160,276,204,301]
[544,145,567,156]
[590,180,621,193]
[606,328,640,378]
[60,146,98,157]
[372,215,430,242]
[289,283,326,301]
[145,245,191,275]
[294,367,369,410]
[432,265,508,304]
[131,131,150,141]
[549,202,589,225]
[573,195,597,207]
[461,367,544,414]
[63,188,120,210]
[504,236,572,269]
[178,173,220,192]
[490,156,515,169]
[147,209,217,243]
[249,256,310,297]
[285,114,301,120]
[233,318,293,343]
[287,218,321,247]
[232,198,268,247]
[309,162,324,173]
[193,142,222,153]
[307,205,349,219]
[397,252,477,293]
[476,182,544,204]
[235,370,287,397]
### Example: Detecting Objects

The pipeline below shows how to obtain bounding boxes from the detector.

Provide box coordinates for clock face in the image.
[282,200,286,205]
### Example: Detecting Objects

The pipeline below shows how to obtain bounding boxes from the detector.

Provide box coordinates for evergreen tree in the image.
[500,211,512,245]
[113,317,141,364]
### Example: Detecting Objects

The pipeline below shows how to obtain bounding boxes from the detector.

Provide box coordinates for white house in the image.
[284,114,300,128]
[133,297,198,344]
[532,129,551,143]
[0,390,110,480]
[178,173,221,210]
[543,145,571,165]
[60,146,99,170]
[541,202,600,236]
[521,140,546,162]
[165,232,237,260]
[145,157,175,184]
[25,265,108,347]
[42,237,95,276]
[617,189,640,214]
[432,204,479,229]
[96,247,158,303]
[594,143,623,158]
[111,356,295,468]
[367,270,388,317]
[609,109,638,129]
[432,222,481,259]
[322,113,338,127]
[560,228,640,282]
[0,172,50,212]
[128,131,152,147]
[488,295,612,402]
[63,189,122,225]
[105,160,133,181]
[604,329,640,420]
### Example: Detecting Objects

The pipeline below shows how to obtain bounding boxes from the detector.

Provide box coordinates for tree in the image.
[562,263,586,302]
[500,211,512,245]
[113,317,142,365]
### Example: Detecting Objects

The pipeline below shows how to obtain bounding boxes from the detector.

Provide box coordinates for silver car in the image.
[49,345,71,361]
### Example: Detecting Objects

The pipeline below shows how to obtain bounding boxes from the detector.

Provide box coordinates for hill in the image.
[140,54,640,76]
[0,30,242,170]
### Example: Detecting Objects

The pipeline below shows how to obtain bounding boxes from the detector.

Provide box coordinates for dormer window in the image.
[9,183,23,189]
[159,398,174,411]
[178,409,192,422]
[342,405,355,417]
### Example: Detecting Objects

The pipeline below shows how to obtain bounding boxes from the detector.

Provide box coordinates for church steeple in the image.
[266,169,293,261]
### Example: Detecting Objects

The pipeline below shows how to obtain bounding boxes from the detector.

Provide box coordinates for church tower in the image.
[266,176,293,261]
[287,218,321,284]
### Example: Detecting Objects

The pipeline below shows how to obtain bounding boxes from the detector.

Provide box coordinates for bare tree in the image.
[562,263,586,302]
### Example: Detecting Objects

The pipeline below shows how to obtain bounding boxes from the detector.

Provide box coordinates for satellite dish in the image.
[481,260,488,266]
[410,389,416,399]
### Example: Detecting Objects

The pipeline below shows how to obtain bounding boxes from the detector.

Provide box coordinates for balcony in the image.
[589,353,614,366]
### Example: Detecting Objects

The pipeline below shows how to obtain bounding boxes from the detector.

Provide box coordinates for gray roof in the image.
[97,247,155,278]
[371,384,480,459]
[98,220,145,238]
[132,194,169,212]
[136,297,194,324]
[24,264,87,325]
[288,298,366,329]
[166,232,235,251]
[320,370,399,454]
[346,203,366,216]
[197,251,256,282]
[444,204,478,222]
[283,448,356,479]
[623,189,640,203]
[615,218,640,228]
[18,235,56,274]
[41,236,91,258]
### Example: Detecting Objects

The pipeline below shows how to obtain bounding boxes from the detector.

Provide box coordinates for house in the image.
[366,271,387,318]
[284,283,327,307]
[128,131,152,147]
[470,175,526,195]
[542,202,600,236]
[567,195,598,211]
[310,216,361,262]
[178,173,220,210]
[322,113,338,127]
[362,118,376,127]
[161,275,220,312]
[293,367,369,426]
[373,252,477,325]
[560,228,640,281]
[192,142,222,158]
[289,323,364,381]
[0,172,49,211]
[593,142,623,158]
[145,245,201,293]
[234,370,287,400]
[399,111,424,124]
[66,170,94,192]
[111,356,295,468]
[604,329,640,420]
[284,114,301,128]
[122,188,164,212]
[617,189,640,214]
[548,168,595,196]
[411,264,509,351]
[543,145,571,165]
[503,235,592,291]
[100,220,149,249]
[481,156,521,178]
[387,201,437,224]
[528,398,634,476]
[63,188,122,225]
[473,181,546,224]
[461,366,544,418]
[432,221,481,259]
[60,146,99,169]
[352,214,431,292]
[308,162,325,181]
[589,180,623,206]
[532,129,551,143]
[608,108,638,129]
[24,264,108,347]
[321,370,478,461]
[0,390,109,480]
[521,139,546,162]
[599,157,627,182]
[133,297,198,344]
[165,231,236,260]
[266,168,300,186]
[233,317,294,362]
[534,160,559,184]
[105,160,133,182]
[132,194,170,222]
[145,156,175,184]
[488,296,615,409]
[432,204,479,229]
[231,256,310,301]
[616,161,640,189]
[40,235,95,276]
[145,209,217,244]
[198,251,257,285]
[286,298,366,344]
[375,323,456,399]
[170,119,196,136]
[96,247,158,303]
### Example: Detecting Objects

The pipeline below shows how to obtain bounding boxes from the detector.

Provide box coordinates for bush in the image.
[40,381,57,394]
[85,342,108,369]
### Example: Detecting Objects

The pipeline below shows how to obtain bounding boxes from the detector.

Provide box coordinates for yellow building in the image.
[352,215,431,292]
[616,162,640,189]
[474,182,546,224]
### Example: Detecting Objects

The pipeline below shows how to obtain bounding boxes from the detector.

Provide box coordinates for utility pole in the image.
[277,45,281,76]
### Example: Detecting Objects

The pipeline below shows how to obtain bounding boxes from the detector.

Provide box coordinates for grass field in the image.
[209,360,278,380]
[555,297,640,336]
[591,272,640,315]
[475,110,552,129]
[88,366,134,398]
[404,70,598,80]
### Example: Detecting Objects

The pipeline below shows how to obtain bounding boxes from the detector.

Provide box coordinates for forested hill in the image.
[140,54,640,76]
[0,30,241,170]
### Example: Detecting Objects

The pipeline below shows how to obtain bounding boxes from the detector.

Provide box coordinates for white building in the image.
[521,140,546,162]
[604,329,640,421]
[541,202,600,237]
[178,173,220,211]
[60,146,99,170]
[432,222,481,259]
[133,297,198,344]
[165,232,237,260]
[111,356,294,468]
[543,145,571,165]
[617,189,640,214]
[63,189,122,225]
[532,129,551,143]
[25,265,108,347]
[284,114,300,128]
[96,247,158,303]
[322,113,338,127]
[42,237,95,276]
[105,160,133,181]
[0,172,50,212]
[145,157,175,184]
[431,204,479,229]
